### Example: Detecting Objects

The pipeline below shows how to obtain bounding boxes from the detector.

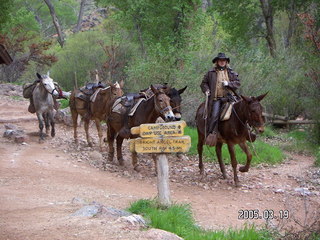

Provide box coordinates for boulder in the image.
[144,229,183,240]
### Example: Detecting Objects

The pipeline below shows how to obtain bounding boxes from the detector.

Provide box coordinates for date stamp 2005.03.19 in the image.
[238,209,290,220]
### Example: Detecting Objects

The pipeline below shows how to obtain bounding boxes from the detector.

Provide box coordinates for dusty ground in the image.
[0,93,319,239]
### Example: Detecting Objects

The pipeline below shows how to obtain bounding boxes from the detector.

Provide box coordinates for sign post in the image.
[129,121,191,206]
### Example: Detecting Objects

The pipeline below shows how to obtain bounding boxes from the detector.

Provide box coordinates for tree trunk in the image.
[134,20,146,57]
[43,0,65,47]
[259,0,276,57]
[74,0,87,33]
[285,0,296,48]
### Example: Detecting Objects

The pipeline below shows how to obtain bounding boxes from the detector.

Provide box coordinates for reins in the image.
[231,102,261,160]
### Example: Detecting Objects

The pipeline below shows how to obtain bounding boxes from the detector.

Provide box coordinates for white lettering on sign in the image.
[131,121,187,138]
[130,136,191,153]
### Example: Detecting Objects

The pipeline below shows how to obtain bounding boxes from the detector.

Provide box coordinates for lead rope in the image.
[202,95,221,173]
[203,94,209,140]
[231,108,262,161]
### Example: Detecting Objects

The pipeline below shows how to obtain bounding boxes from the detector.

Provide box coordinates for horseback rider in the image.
[200,53,241,146]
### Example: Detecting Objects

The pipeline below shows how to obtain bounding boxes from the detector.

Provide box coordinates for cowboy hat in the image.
[212,52,230,63]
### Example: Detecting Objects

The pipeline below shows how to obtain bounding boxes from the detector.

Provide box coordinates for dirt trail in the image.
[0,96,319,239]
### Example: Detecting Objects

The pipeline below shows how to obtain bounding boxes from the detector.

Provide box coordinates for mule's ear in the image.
[119,80,124,88]
[178,86,187,95]
[256,92,268,102]
[47,71,50,77]
[151,85,159,94]
[241,95,252,103]
[36,73,42,79]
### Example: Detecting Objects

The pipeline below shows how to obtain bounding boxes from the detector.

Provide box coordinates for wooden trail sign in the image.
[131,120,186,138]
[129,120,191,206]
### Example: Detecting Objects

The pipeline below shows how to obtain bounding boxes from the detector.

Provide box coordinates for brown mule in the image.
[196,93,268,187]
[69,81,124,151]
[106,85,177,170]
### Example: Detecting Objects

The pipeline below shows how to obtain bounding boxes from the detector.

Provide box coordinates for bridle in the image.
[154,93,173,116]
[40,79,57,96]
[232,100,264,142]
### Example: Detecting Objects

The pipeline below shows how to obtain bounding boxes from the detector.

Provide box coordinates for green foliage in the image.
[208,0,261,45]
[315,147,320,166]
[261,126,277,138]
[128,199,274,240]
[280,128,318,155]
[1,0,77,36]
[184,126,284,165]
[0,0,13,30]
[50,30,110,90]
[1,6,39,35]
[58,99,69,109]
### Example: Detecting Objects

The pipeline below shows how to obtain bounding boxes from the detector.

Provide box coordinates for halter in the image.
[231,101,264,145]
[40,79,57,96]
[154,93,173,115]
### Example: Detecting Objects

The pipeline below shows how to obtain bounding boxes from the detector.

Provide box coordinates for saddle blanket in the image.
[220,102,234,121]
[111,97,146,116]
[90,86,110,102]
[111,97,125,114]
[128,98,145,116]
[75,86,110,102]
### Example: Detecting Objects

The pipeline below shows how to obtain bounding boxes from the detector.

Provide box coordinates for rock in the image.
[118,214,146,226]
[274,189,284,194]
[101,207,131,218]
[55,108,74,126]
[14,135,28,143]
[71,197,88,205]
[89,151,103,162]
[294,187,312,196]
[71,205,101,217]
[3,129,24,139]
[144,229,183,240]
[4,123,18,130]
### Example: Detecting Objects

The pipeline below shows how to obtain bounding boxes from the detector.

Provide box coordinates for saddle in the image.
[112,93,146,115]
[79,82,106,95]
[76,82,106,101]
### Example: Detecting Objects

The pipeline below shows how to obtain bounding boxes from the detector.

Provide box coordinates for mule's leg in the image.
[197,130,205,175]
[216,142,227,179]
[238,142,252,172]
[94,119,103,151]
[44,113,50,135]
[132,151,140,171]
[84,119,93,147]
[36,112,45,141]
[227,143,240,187]
[106,125,115,166]
[71,109,79,144]
[116,135,124,166]
[49,111,55,137]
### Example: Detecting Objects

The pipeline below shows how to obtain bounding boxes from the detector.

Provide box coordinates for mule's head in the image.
[108,80,124,99]
[241,92,268,133]
[37,72,59,97]
[167,86,187,121]
[151,85,175,122]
